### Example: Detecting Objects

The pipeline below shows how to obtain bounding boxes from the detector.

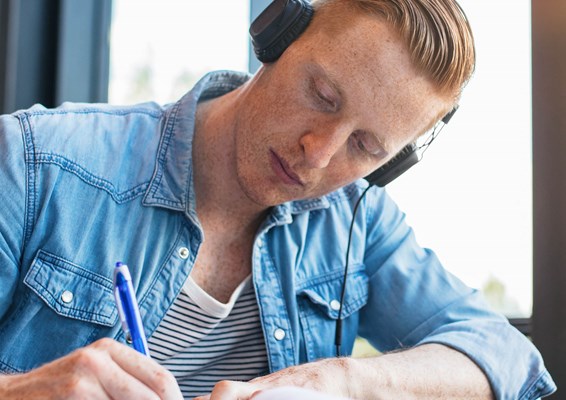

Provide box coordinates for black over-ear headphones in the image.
[250,0,457,187]
[250,0,314,63]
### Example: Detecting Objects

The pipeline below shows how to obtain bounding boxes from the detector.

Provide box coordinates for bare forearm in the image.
[195,343,495,400]
[345,343,494,399]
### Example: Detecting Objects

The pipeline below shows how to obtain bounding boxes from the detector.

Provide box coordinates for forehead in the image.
[291,8,450,149]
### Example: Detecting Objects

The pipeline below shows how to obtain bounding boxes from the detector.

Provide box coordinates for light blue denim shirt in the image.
[0,71,556,399]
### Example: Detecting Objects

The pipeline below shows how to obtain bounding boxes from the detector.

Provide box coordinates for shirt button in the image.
[330,299,341,311]
[178,247,189,259]
[274,328,286,341]
[61,290,74,303]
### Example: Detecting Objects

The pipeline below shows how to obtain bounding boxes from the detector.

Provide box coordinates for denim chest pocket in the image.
[24,250,117,325]
[297,265,369,361]
[0,250,118,373]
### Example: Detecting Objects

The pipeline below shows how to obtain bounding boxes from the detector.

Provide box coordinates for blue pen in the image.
[113,262,150,356]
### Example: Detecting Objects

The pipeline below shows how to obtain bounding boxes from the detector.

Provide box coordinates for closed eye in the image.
[310,77,339,112]
[350,130,387,159]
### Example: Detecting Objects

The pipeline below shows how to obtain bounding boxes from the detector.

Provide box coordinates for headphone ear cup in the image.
[250,0,314,63]
[364,143,420,187]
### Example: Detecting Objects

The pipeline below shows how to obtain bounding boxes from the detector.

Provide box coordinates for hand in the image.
[0,338,183,400]
[193,358,354,400]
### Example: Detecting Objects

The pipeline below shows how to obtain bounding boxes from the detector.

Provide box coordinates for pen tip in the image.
[116,261,123,267]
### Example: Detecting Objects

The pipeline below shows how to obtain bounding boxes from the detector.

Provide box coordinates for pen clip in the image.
[113,283,131,340]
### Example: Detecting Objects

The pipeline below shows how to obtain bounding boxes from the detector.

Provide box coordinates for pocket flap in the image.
[298,267,369,319]
[24,250,117,326]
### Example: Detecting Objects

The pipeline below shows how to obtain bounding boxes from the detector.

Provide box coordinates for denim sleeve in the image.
[0,114,26,319]
[357,187,556,400]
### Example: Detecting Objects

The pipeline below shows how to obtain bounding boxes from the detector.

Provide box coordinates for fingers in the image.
[193,380,264,400]
[0,338,182,400]
[65,342,157,400]
[91,338,183,400]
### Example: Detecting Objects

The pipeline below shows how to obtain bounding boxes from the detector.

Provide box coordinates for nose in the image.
[299,123,351,169]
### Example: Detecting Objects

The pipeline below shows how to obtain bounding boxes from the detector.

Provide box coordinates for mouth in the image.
[269,149,305,186]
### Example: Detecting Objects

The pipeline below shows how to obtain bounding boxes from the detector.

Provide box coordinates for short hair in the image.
[312,0,476,99]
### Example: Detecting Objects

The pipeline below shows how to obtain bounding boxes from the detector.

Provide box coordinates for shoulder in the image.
[14,101,165,153]
[12,101,169,198]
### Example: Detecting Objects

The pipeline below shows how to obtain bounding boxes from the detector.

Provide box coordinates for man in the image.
[0,0,556,398]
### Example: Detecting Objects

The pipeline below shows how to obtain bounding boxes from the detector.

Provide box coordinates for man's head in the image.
[228,0,475,207]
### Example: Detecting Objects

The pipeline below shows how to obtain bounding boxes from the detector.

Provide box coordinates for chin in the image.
[237,177,282,207]
[237,174,301,208]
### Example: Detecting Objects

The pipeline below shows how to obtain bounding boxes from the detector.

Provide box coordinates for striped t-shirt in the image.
[147,275,269,398]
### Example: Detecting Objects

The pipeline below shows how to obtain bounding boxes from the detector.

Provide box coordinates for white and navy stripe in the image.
[148,276,269,399]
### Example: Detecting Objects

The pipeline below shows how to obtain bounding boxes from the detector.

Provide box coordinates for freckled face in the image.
[231,10,451,207]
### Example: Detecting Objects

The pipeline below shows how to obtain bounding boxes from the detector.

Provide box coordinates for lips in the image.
[269,149,304,186]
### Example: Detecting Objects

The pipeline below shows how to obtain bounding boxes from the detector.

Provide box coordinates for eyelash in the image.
[351,131,385,160]
[310,80,336,111]
[351,132,372,157]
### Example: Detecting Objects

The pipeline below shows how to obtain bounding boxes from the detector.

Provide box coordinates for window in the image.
[108,0,249,106]
[386,0,532,318]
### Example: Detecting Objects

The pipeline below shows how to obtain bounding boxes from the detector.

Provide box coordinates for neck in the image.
[192,87,269,234]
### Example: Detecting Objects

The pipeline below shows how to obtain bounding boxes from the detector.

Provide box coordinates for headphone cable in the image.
[335,184,372,357]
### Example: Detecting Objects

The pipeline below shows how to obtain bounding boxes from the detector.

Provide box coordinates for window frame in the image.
[0,0,110,114]
[531,0,566,392]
